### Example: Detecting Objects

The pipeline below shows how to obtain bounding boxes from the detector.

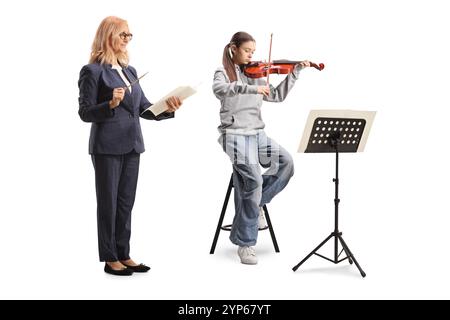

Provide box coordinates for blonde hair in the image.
[89,16,129,66]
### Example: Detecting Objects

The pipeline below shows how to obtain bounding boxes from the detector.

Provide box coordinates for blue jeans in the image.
[220,131,294,246]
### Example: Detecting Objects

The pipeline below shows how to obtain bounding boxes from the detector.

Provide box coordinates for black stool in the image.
[209,173,280,254]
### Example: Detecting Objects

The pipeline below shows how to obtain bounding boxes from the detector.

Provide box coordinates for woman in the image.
[78,16,182,276]
[213,31,311,265]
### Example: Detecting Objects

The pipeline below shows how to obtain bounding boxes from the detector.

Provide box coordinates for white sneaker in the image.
[258,207,268,229]
[238,246,258,265]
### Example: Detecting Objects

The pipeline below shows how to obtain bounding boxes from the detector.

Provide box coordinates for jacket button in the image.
[129,114,133,118]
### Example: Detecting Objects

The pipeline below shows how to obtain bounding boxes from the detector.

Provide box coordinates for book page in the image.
[142,86,197,116]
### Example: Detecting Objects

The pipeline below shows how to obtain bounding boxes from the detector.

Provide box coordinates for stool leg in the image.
[263,205,280,253]
[210,175,234,254]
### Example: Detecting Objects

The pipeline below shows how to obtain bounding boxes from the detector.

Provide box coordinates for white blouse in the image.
[111,64,132,93]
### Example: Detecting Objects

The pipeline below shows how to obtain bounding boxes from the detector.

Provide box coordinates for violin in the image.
[243,33,324,82]
[243,59,325,79]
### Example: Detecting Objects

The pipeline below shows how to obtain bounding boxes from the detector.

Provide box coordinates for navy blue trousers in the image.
[91,151,140,262]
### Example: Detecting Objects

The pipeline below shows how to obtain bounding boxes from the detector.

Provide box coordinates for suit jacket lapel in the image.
[108,66,134,114]
[122,68,137,113]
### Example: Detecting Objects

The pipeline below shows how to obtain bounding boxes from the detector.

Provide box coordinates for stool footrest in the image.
[221,224,232,231]
[221,224,269,231]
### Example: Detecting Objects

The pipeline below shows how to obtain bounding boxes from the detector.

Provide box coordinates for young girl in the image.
[213,31,310,265]
[78,16,182,275]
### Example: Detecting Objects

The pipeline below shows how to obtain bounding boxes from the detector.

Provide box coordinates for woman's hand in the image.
[165,96,182,112]
[258,86,270,97]
[297,60,311,69]
[109,88,125,109]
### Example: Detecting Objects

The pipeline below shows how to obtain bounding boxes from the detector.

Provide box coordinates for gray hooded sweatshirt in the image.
[213,64,302,135]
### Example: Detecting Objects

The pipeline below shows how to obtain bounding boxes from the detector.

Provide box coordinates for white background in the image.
[0,0,449,299]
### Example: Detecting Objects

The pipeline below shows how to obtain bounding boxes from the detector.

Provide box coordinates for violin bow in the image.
[267,33,273,86]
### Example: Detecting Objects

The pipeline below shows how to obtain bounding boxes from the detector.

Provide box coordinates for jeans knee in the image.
[282,153,295,178]
[245,174,263,193]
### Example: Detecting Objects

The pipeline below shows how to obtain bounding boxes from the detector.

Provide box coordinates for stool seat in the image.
[210,173,280,254]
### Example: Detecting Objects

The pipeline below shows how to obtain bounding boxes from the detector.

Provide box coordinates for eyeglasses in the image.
[119,32,133,41]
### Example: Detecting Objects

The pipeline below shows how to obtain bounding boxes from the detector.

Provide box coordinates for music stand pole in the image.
[293,134,366,278]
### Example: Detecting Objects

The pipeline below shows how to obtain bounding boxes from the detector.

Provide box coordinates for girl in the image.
[78,16,182,275]
[213,31,311,265]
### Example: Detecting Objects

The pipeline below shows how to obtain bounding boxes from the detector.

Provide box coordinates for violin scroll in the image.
[309,62,325,71]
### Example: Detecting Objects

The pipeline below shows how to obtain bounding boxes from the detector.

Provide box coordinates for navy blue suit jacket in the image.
[78,63,174,155]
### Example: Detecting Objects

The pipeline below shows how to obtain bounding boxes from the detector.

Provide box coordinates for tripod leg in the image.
[338,236,353,264]
[262,205,280,253]
[210,176,233,254]
[338,235,366,278]
[292,233,334,272]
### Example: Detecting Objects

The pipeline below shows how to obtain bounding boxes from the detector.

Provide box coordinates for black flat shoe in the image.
[121,263,150,273]
[104,263,134,276]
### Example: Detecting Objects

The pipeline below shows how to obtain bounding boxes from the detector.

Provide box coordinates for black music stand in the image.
[292,110,376,278]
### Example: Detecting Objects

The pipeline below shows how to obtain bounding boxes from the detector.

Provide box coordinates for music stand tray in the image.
[293,109,376,278]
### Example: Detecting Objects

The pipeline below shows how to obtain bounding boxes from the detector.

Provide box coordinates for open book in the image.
[141,86,197,116]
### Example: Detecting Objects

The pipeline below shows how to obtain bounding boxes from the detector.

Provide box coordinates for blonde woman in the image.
[78,16,182,276]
